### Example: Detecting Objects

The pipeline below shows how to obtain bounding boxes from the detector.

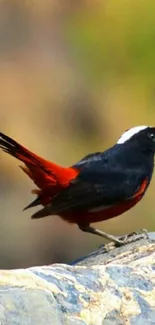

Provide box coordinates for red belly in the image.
[60,194,142,225]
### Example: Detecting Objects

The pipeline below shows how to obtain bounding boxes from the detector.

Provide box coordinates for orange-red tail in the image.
[0,132,79,209]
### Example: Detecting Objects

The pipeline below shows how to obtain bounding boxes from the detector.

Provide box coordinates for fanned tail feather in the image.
[23,197,41,211]
[0,132,79,212]
[31,205,52,219]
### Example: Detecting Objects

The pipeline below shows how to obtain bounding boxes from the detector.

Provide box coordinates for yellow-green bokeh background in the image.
[0,0,155,268]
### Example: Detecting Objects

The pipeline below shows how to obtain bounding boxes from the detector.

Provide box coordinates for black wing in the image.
[47,164,146,214]
[73,152,103,168]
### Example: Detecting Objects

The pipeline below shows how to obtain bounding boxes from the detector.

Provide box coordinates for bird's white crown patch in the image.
[117,126,148,144]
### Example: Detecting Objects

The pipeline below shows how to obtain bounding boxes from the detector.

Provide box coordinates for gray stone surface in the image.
[0,233,155,324]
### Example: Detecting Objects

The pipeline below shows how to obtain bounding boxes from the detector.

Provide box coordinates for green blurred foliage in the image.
[66,1,155,81]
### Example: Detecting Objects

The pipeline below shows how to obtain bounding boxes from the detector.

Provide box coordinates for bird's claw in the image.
[114,228,148,247]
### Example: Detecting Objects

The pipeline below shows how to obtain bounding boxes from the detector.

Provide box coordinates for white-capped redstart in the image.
[0,126,154,245]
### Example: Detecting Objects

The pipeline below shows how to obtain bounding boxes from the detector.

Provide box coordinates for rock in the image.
[0,233,155,325]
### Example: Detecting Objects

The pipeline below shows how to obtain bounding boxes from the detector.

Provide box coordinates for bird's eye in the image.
[149,133,155,141]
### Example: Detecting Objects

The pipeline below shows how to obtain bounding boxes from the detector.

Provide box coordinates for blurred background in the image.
[0,0,155,269]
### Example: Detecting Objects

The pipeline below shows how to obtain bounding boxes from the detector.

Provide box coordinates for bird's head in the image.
[117,126,155,153]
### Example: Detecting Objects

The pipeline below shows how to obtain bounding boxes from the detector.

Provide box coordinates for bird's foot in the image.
[114,228,148,247]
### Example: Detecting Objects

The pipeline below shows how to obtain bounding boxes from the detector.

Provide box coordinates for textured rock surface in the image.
[0,232,155,325]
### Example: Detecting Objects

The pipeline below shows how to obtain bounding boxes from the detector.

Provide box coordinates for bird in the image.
[0,125,154,245]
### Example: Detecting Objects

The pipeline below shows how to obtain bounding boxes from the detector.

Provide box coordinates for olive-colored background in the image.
[0,0,155,269]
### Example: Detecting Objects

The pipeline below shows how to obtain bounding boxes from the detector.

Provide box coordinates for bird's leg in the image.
[78,224,123,244]
[78,225,148,246]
